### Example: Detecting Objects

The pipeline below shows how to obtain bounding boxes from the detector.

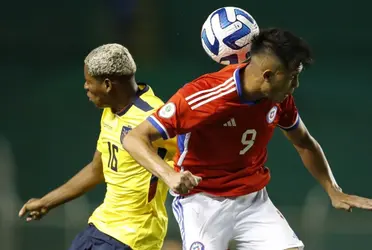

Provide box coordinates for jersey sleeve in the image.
[147,90,216,139]
[277,95,300,131]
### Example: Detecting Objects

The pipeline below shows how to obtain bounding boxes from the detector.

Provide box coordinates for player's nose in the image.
[84,81,89,90]
[292,78,299,89]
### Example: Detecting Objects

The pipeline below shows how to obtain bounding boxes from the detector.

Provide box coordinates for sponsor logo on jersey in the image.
[190,242,205,250]
[223,118,236,127]
[159,102,176,118]
[266,106,278,124]
[103,122,113,130]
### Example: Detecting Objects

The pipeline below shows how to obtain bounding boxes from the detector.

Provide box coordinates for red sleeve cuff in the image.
[277,113,300,131]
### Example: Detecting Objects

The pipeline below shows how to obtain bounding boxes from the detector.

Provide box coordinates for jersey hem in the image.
[179,176,270,198]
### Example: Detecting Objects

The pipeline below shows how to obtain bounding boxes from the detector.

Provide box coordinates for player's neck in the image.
[240,65,266,102]
[111,81,138,114]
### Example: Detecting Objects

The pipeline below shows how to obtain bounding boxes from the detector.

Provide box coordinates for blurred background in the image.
[1,0,371,249]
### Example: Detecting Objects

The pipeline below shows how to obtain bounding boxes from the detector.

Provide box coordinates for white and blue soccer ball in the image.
[201,7,259,65]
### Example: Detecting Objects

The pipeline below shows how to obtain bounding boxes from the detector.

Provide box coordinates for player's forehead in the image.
[84,64,89,75]
[84,64,94,80]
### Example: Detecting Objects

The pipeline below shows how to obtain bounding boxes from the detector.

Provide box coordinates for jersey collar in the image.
[115,84,150,116]
[233,66,261,105]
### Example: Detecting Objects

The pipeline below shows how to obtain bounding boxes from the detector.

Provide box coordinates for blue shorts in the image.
[69,224,132,250]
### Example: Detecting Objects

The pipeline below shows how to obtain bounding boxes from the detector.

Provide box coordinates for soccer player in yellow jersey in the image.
[18,44,177,250]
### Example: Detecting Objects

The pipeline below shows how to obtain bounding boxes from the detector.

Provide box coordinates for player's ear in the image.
[263,70,274,83]
[103,78,113,93]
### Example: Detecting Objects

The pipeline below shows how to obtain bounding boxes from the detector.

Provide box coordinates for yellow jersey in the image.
[89,84,176,250]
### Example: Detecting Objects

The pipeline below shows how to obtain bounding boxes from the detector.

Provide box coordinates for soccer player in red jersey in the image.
[122,28,372,250]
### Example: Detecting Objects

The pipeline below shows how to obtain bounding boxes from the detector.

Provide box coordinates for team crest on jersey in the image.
[159,102,176,118]
[266,106,278,124]
[190,242,205,250]
[120,126,132,142]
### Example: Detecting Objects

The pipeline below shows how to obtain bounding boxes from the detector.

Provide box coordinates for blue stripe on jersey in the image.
[177,134,186,155]
[147,116,168,139]
[116,84,151,116]
[280,115,300,131]
[133,98,153,112]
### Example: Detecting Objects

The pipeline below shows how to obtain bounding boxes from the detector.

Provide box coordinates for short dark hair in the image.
[250,28,313,71]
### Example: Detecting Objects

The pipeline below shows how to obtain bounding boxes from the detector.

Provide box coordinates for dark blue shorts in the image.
[69,224,132,250]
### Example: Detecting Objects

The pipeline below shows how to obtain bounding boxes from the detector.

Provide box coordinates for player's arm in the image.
[277,96,339,193]
[279,95,372,211]
[283,119,372,211]
[19,150,104,221]
[122,92,204,194]
[282,121,339,194]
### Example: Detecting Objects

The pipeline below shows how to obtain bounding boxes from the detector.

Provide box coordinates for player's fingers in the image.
[26,215,38,222]
[40,207,48,214]
[348,201,372,210]
[19,198,36,217]
[28,211,43,221]
[174,184,189,194]
[193,175,202,185]
[30,211,40,217]
[335,202,351,211]
[24,198,40,210]
[180,185,190,194]
[181,172,194,186]
[346,196,372,210]
[181,179,194,191]
[182,171,201,187]
[18,204,28,217]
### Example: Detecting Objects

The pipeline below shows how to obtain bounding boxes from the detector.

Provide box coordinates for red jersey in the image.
[147,64,300,197]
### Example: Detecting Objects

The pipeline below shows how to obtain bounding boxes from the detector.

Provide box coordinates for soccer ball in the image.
[201,7,259,65]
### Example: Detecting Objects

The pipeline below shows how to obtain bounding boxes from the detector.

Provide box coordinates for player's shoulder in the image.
[138,83,164,110]
[279,94,296,108]
[100,107,113,120]
[125,83,165,117]
[178,63,245,99]
[101,84,164,123]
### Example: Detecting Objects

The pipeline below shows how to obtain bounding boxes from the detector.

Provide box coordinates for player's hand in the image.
[167,171,202,194]
[18,198,49,222]
[328,189,372,212]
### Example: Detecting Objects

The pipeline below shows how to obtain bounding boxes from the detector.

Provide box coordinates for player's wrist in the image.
[38,196,54,210]
[324,182,342,197]
[40,187,70,210]
[161,169,178,187]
